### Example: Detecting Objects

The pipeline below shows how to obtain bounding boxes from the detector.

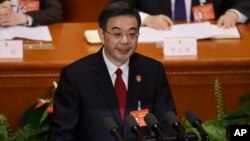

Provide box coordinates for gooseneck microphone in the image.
[185,110,209,141]
[103,117,125,141]
[165,111,188,141]
[125,115,145,141]
[144,113,167,141]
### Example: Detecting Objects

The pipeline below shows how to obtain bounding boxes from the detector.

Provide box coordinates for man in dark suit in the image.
[0,0,63,26]
[50,2,176,141]
[110,0,247,29]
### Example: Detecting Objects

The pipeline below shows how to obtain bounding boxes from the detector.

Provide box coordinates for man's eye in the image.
[128,33,136,37]
[113,33,122,37]
[128,33,138,38]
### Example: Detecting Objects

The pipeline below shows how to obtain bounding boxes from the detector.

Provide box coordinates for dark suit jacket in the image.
[0,0,63,26]
[50,48,176,141]
[234,0,250,18]
[110,0,235,19]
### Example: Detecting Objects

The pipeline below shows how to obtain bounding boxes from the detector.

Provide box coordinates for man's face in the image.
[98,15,139,67]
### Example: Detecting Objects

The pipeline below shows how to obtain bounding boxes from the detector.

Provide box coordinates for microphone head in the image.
[185,109,202,125]
[125,115,139,128]
[103,117,119,133]
[144,113,160,128]
[164,111,180,126]
[186,110,209,141]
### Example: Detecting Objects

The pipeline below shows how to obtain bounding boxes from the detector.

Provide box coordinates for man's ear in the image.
[98,28,104,44]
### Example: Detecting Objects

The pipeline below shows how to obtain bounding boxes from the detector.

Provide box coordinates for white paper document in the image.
[0,26,52,41]
[84,30,101,44]
[210,25,241,39]
[138,22,241,43]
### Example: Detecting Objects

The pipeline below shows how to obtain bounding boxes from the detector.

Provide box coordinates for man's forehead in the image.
[106,15,138,29]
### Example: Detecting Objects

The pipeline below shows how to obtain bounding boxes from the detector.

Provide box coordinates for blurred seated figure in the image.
[0,0,63,27]
[110,0,249,30]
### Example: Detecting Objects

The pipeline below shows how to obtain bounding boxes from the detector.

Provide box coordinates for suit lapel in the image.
[92,48,122,127]
[123,53,144,135]
[126,55,143,113]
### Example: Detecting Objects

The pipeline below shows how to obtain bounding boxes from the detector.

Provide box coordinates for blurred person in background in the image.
[0,0,63,27]
[110,0,249,30]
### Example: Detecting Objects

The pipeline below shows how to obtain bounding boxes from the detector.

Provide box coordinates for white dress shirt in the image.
[102,49,129,90]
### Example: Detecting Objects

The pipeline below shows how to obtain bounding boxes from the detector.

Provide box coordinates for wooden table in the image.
[0,22,250,130]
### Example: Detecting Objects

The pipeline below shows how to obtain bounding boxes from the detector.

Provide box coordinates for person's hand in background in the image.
[0,1,12,23]
[143,14,173,30]
[0,12,28,26]
[217,11,238,29]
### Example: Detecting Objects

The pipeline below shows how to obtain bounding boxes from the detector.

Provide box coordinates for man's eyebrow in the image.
[110,27,138,31]
[110,27,121,30]
[128,27,138,31]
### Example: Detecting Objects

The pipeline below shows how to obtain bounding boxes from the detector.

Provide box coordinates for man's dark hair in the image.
[98,2,141,30]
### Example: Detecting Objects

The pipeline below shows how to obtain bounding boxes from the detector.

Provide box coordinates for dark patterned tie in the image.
[115,68,127,122]
[174,0,187,20]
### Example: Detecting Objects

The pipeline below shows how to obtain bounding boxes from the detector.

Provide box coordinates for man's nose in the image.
[119,34,129,43]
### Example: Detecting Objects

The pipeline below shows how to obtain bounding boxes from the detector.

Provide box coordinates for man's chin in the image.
[117,55,129,63]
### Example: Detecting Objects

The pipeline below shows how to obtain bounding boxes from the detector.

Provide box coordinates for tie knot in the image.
[115,68,122,76]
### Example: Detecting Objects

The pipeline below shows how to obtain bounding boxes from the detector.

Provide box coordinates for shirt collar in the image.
[102,48,129,77]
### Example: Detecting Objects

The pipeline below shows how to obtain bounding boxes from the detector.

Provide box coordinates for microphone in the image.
[144,113,167,141]
[103,117,125,141]
[125,115,145,141]
[185,109,209,141]
[165,111,188,141]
